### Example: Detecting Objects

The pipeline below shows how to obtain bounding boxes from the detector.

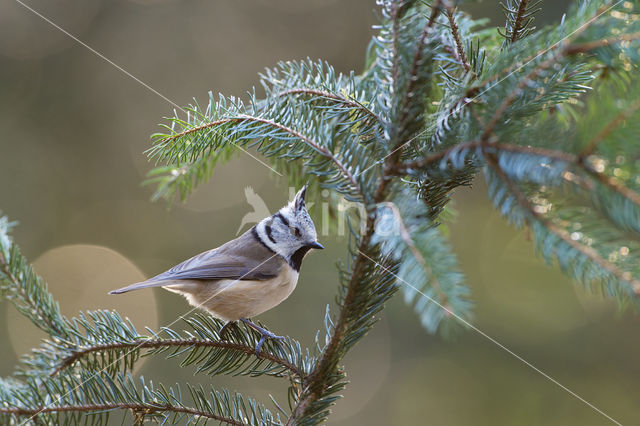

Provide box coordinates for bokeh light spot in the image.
[6,244,158,367]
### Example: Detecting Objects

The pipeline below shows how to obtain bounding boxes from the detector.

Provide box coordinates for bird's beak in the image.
[307,241,324,250]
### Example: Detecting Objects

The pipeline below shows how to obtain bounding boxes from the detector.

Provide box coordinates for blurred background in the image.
[1,0,639,424]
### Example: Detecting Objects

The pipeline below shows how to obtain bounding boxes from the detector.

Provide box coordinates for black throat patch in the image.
[289,246,312,272]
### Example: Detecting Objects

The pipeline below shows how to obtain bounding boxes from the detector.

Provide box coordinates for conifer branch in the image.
[4,1,640,423]
[0,218,68,338]
[579,99,640,157]
[398,136,640,219]
[0,254,66,337]
[446,8,471,74]
[391,1,401,85]
[52,338,304,379]
[564,32,640,55]
[486,155,640,293]
[155,113,362,197]
[0,404,248,426]
[235,115,361,195]
[161,118,241,143]
[480,53,557,141]
[277,88,381,123]
[288,160,400,423]
[510,0,531,43]
[472,2,630,106]
[289,218,378,424]
[581,164,640,209]
[380,202,449,305]
[393,0,442,147]
[397,140,577,171]
[480,27,640,142]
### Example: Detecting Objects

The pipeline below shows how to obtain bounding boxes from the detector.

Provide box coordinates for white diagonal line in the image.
[357,249,623,426]
[13,0,282,177]
[354,0,624,179]
[21,251,282,425]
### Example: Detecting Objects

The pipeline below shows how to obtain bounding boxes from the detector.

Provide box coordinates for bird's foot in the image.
[219,321,237,340]
[239,318,285,355]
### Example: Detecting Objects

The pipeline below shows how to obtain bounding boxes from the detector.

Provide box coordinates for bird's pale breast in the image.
[165,266,299,321]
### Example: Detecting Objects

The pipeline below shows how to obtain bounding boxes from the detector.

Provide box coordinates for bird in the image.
[109,186,323,353]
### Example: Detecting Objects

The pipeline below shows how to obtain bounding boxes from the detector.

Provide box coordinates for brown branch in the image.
[288,214,379,424]
[446,8,471,74]
[396,139,640,210]
[392,0,442,148]
[52,338,304,379]
[397,140,578,172]
[0,403,247,425]
[277,88,381,124]
[289,119,400,423]
[460,3,627,113]
[581,165,640,208]
[160,118,240,142]
[478,27,639,142]
[510,0,530,43]
[486,154,640,294]
[564,32,640,55]
[237,115,361,195]
[580,99,640,157]
[480,53,557,141]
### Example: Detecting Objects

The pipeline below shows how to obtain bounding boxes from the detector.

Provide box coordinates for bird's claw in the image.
[239,318,284,356]
[219,321,236,340]
[255,331,285,355]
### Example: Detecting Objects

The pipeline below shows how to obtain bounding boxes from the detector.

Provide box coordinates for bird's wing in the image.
[157,251,280,281]
[109,228,283,295]
[109,252,281,294]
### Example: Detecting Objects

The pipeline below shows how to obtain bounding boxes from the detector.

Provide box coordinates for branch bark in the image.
[510,0,530,43]
[0,404,247,426]
[52,338,304,379]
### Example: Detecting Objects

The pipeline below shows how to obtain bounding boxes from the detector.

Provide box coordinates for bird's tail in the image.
[108,279,167,295]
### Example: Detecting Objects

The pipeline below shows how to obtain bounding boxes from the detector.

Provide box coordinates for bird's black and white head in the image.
[254,186,324,270]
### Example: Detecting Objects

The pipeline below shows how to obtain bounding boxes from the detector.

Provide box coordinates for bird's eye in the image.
[294,228,302,237]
